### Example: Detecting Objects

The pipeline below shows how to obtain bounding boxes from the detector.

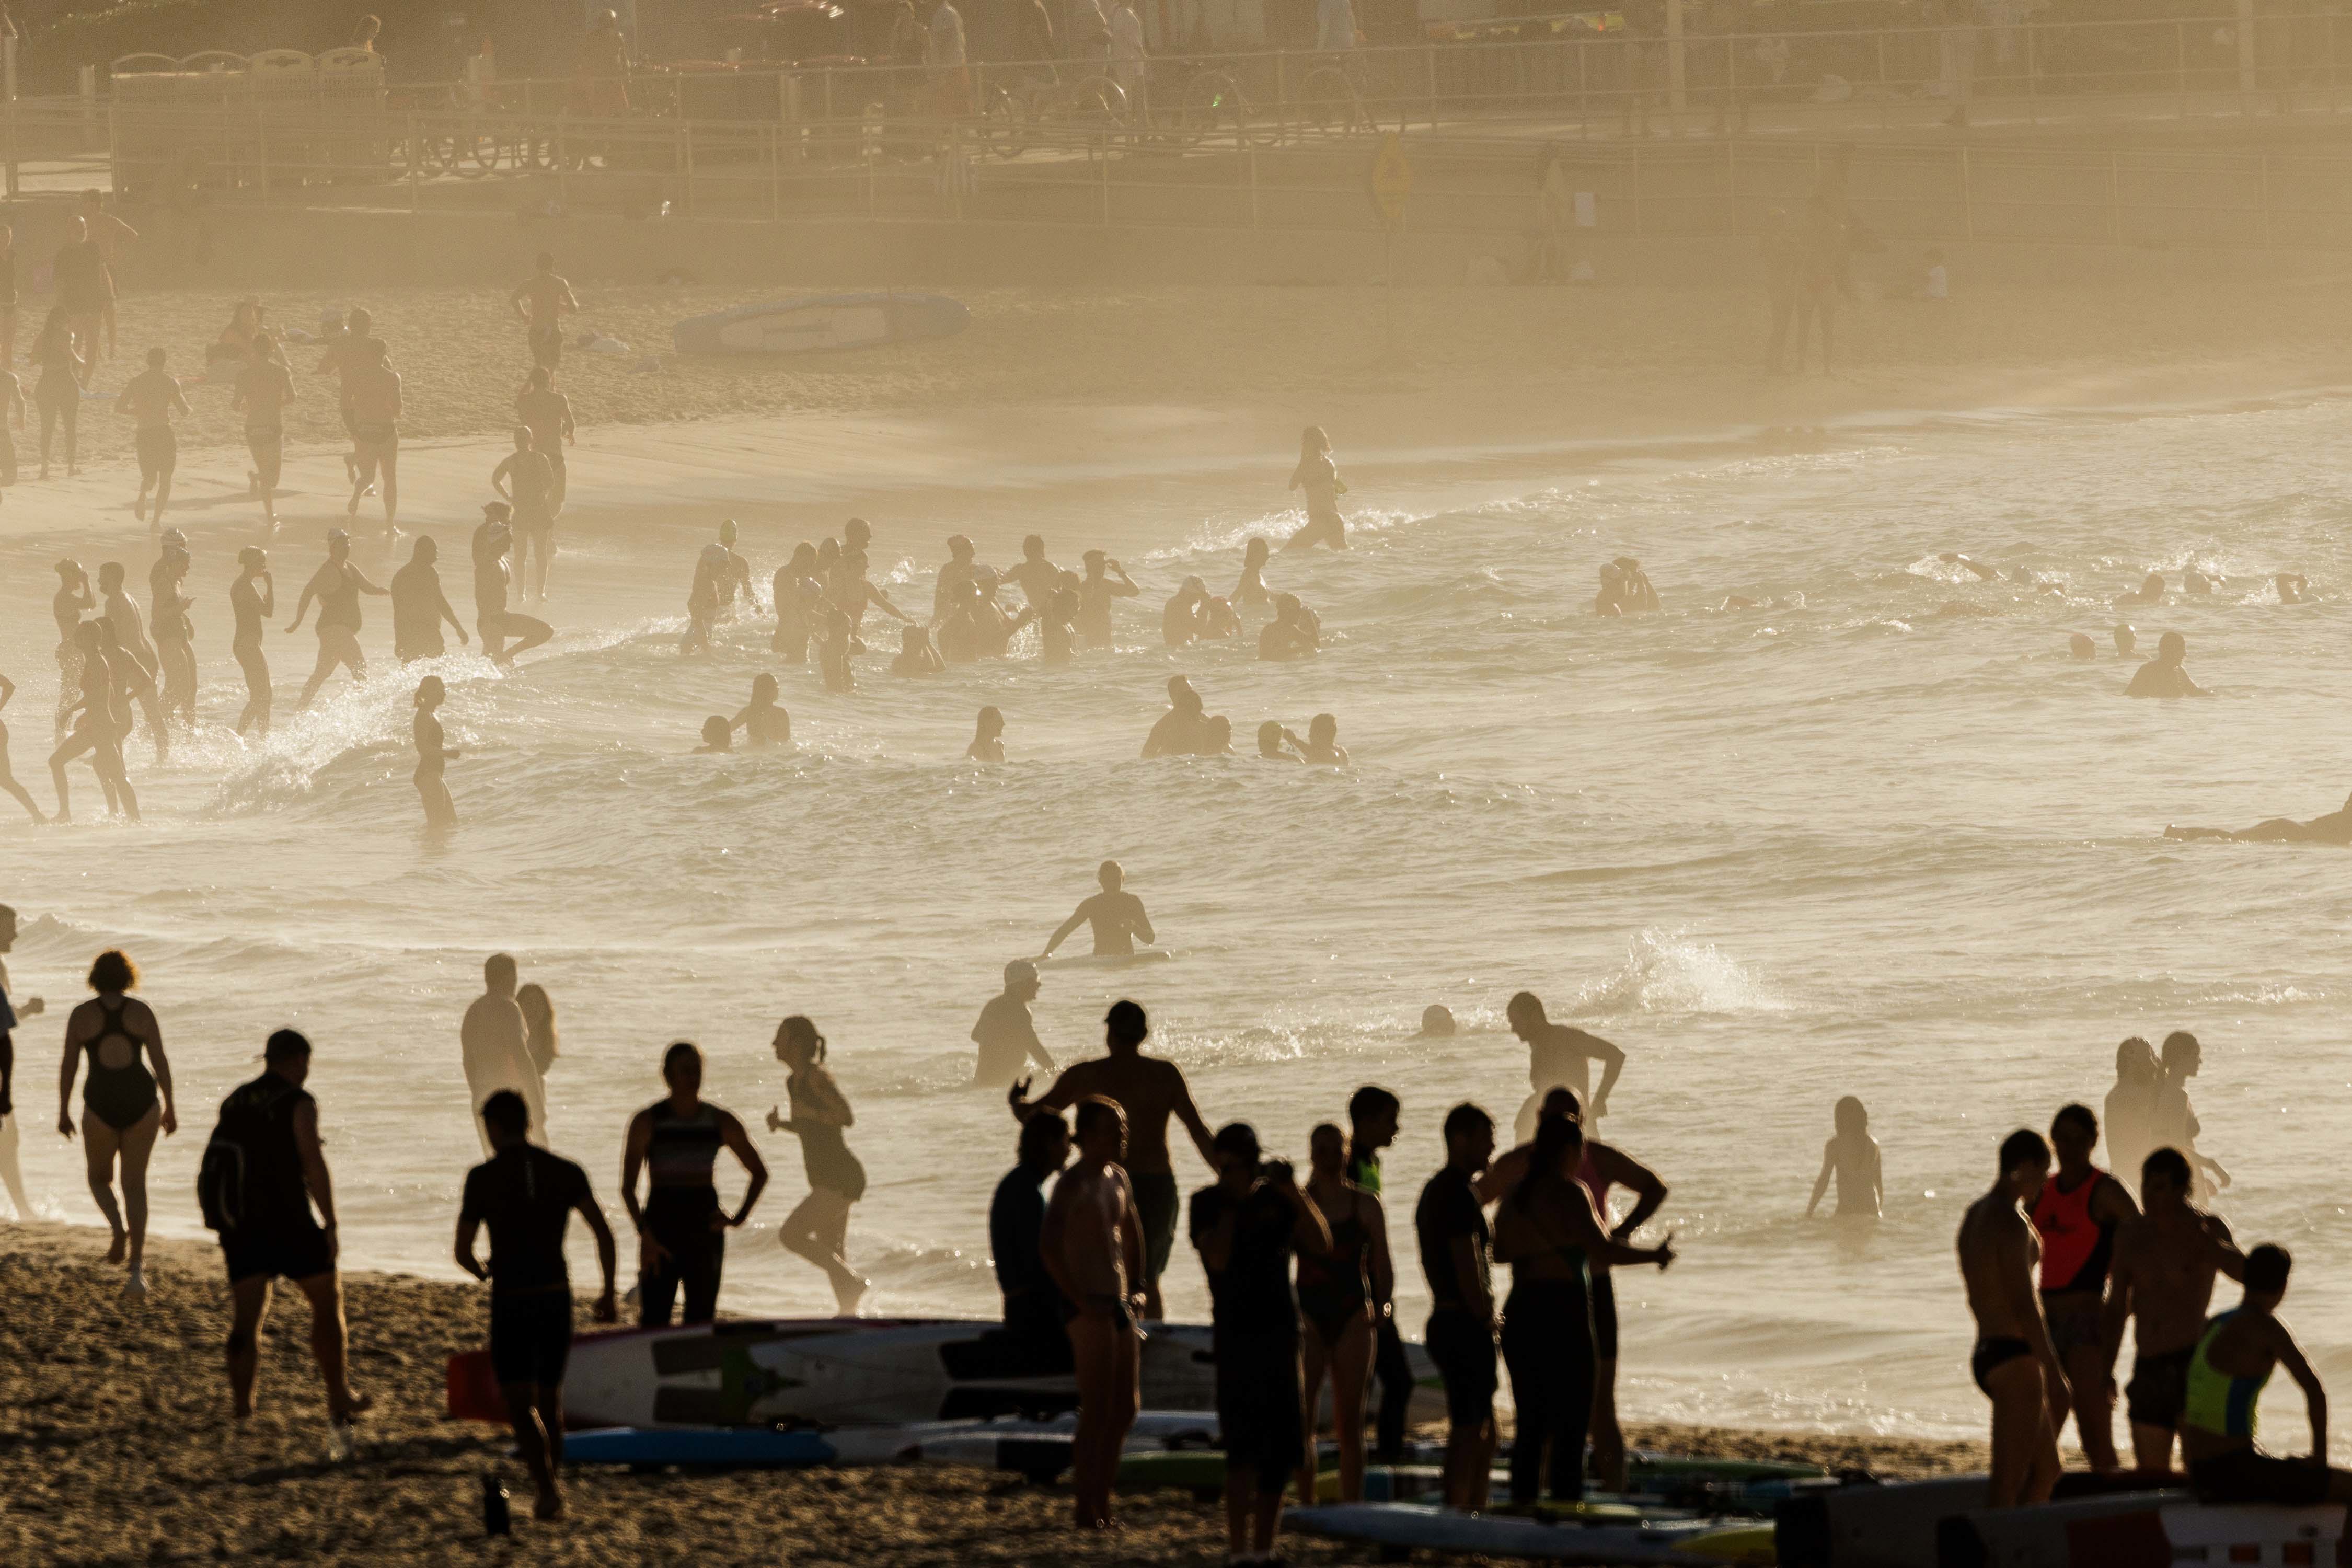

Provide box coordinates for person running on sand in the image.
[515,367,575,517]
[31,310,83,479]
[1142,675,1209,758]
[622,1043,768,1327]
[1301,712,1348,765]
[1041,1096,1146,1529]
[57,949,175,1297]
[511,252,580,373]
[2105,1146,2245,1473]
[891,624,944,676]
[1285,426,1350,551]
[972,959,1054,1089]
[967,704,1006,762]
[1295,1121,1388,1503]
[462,955,544,1158]
[96,562,166,763]
[52,216,111,389]
[0,905,45,1216]
[411,676,458,828]
[341,342,403,535]
[1163,578,1209,647]
[2126,631,2208,698]
[765,1016,869,1315]
[455,1087,617,1524]
[492,429,560,603]
[2177,1245,2352,1505]
[1506,991,1625,1135]
[0,675,45,822]
[2166,790,2352,845]
[1076,550,1139,650]
[1042,860,1154,960]
[1005,534,1064,610]
[233,329,295,532]
[114,348,188,527]
[316,307,387,488]
[211,1028,372,1429]
[2031,1103,2140,1473]
[1807,1095,1883,1220]
[1014,1000,1217,1319]
[390,536,469,664]
[1233,536,1273,609]
[148,532,195,729]
[1957,1127,2071,1508]
[472,505,552,668]
[225,548,274,736]
[47,622,136,823]
[287,528,387,710]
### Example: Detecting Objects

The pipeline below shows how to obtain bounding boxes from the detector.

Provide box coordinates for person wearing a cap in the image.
[213,1028,373,1430]
[288,528,387,710]
[972,959,1054,1089]
[471,503,551,667]
[114,346,187,528]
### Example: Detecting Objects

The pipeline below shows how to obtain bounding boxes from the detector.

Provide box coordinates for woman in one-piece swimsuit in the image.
[58,948,175,1296]
[1295,1121,1392,1503]
[766,1016,870,1314]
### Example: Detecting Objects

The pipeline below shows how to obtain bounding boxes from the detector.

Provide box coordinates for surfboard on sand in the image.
[1284,1503,1765,1564]
[671,293,970,356]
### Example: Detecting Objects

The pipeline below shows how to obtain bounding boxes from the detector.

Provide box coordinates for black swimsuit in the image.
[1296,1191,1370,1347]
[82,997,159,1132]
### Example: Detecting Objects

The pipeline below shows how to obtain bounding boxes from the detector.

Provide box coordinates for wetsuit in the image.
[640,1098,725,1327]
[214,1071,333,1284]
[1295,1186,1369,1349]
[1350,1147,1416,1459]
[989,1159,1071,1371]
[2032,1166,2118,1364]
[1189,1181,1305,1492]
[81,997,158,1131]
[460,1144,592,1387]
[1417,1163,1497,1433]
[1498,1175,1596,1503]
[789,1076,867,1201]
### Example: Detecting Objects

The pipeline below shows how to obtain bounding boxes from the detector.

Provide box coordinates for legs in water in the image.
[235,645,272,737]
[0,749,44,822]
[778,1188,867,1313]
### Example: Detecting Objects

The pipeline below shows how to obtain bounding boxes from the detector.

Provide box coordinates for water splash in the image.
[1569,929,1789,1018]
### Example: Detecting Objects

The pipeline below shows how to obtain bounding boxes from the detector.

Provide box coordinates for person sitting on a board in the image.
[2165,790,2352,846]
[1041,860,1154,961]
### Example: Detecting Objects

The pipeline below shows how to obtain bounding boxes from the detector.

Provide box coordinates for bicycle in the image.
[976,71,1130,158]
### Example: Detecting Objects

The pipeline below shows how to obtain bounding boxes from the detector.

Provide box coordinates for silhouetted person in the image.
[58,948,175,1296]
[1075,550,1138,649]
[892,624,943,676]
[0,904,42,1217]
[2116,572,2165,607]
[516,366,574,515]
[621,1042,768,1326]
[967,704,1005,762]
[1957,1128,2069,1508]
[229,548,275,735]
[2105,1146,2244,1472]
[390,535,468,663]
[1143,675,1208,758]
[1295,1121,1390,1502]
[991,1108,1072,1368]
[2032,1103,2139,1473]
[2179,1246,2352,1505]
[973,959,1054,1088]
[412,676,457,828]
[1013,999,1216,1318]
[462,955,544,1157]
[2126,630,2208,698]
[1807,1095,1882,1219]
[455,1088,617,1521]
[510,251,579,372]
[2103,1037,2160,1196]
[341,341,403,535]
[1506,990,1625,1135]
[1419,1102,1500,1508]
[1285,425,1349,550]
[1041,1096,1144,1528]
[491,428,560,602]
[1042,859,1154,959]
[233,328,295,531]
[287,529,387,710]
[728,674,791,748]
[116,347,187,526]
[765,1016,867,1313]
[2153,1030,2227,1199]
[2167,790,2352,845]
[472,504,551,667]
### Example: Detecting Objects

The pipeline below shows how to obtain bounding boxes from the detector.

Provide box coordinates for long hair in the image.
[517,983,557,1060]
[1511,1113,1584,1213]
[781,1014,827,1066]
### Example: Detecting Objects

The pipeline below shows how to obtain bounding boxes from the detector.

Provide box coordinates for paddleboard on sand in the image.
[1938,1496,2332,1568]
[1776,1471,2191,1568]
[671,293,969,356]
[1036,948,1174,971]
[1285,1503,1765,1564]
[562,1420,1078,1475]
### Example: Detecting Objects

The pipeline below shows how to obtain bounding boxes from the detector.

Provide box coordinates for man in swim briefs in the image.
[1039,1096,1145,1529]
[511,252,580,372]
[1012,999,1216,1319]
[1506,990,1625,1134]
[1957,1127,2071,1507]
[2178,1244,2352,1505]
[2103,1146,2244,1472]
[2030,1103,2140,1472]
[1041,860,1154,959]
[115,347,188,527]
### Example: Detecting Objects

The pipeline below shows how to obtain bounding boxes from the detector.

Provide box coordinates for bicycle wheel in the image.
[1299,65,1364,139]
[1066,75,1128,134]
[977,83,1027,159]
[1177,71,1249,150]
[451,131,499,177]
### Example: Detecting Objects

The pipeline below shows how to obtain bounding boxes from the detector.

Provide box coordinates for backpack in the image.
[196,1077,293,1234]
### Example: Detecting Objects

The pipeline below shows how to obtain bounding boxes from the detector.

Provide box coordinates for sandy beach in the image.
[0,1224,1980,1566]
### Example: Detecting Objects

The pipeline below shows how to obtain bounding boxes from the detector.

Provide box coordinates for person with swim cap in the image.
[2126,630,2208,698]
[1956,1128,2070,1508]
[2069,633,2096,659]
[2105,1146,2245,1473]
[286,528,388,711]
[973,959,1053,1088]
[2178,1244,2352,1505]
[1041,860,1155,960]
[1041,1096,1144,1527]
[1013,1000,1217,1319]
[1506,990,1625,1137]
[2030,1103,2140,1472]
[389,535,469,663]
[1257,720,1304,762]
[2166,790,2352,846]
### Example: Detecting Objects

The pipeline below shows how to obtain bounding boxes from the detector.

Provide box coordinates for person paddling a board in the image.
[1040,860,1155,961]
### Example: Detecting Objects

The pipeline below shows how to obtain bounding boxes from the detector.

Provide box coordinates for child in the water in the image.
[1807,1095,1883,1220]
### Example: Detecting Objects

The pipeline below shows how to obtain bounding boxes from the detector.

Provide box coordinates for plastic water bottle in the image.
[481,1474,511,1537]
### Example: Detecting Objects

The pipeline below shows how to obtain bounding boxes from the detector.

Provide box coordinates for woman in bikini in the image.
[57,949,175,1296]
[765,1016,869,1314]
[412,675,458,827]
[1284,426,1350,552]
[1294,1121,1390,1503]
[1233,535,1273,609]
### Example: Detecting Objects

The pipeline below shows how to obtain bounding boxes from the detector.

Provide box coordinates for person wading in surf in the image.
[1506,991,1625,1138]
[1012,999,1216,1319]
[1957,1128,2071,1508]
[2103,1146,2244,1472]
[1040,1096,1145,1529]
[2031,1103,2140,1473]
[1040,860,1155,961]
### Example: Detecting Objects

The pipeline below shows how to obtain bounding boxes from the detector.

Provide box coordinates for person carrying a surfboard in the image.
[1041,1095,1145,1529]
[1013,999,1217,1320]
[1040,860,1155,961]
[1956,1127,2071,1508]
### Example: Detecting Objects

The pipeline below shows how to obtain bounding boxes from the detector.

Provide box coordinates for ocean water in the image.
[5,394,2352,1453]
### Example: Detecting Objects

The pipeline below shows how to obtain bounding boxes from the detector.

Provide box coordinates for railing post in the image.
[770,123,780,221]
[408,112,420,216]
[1877,32,1889,132]
[2025,23,2038,125]
[2176,20,2187,116]
[1426,43,1437,131]
[682,120,695,215]
[1100,131,1110,223]
[1666,0,1686,116]
[1249,143,1259,228]
[1630,144,1641,237]
[1959,145,1972,239]
[2106,147,2119,241]
[2237,0,2256,105]
[256,100,269,197]
[1724,137,1735,233]
[2260,152,2272,245]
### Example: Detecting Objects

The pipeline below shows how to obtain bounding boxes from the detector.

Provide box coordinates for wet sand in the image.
[0,1224,1978,1565]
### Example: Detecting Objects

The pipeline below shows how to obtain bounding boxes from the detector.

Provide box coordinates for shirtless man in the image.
[515,368,575,517]
[460,954,545,1157]
[1041,860,1155,960]
[1012,999,1217,1318]
[2030,1103,2140,1472]
[114,348,189,527]
[341,342,403,535]
[932,536,985,626]
[53,560,94,739]
[511,252,580,372]
[390,536,470,663]
[472,504,553,668]
[1957,1128,2070,1508]
[2125,631,2209,699]
[148,531,197,728]
[52,215,111,388]
[1506,991,1625,1135]
[2103,1146,2244,1472]
[2166,790,2352,846]
[490,429,559,602]
[2176,1244,2352,1505]
[232,333,296,532]
[1039,1096,1146,1528]
[972,959,1055,1089]
[1005,535,1064,611]
[96,561,167,763]
[289,529,390,710]
[1142,675,1208,758]
[1076,550,1140,651]
[317,308,387,487]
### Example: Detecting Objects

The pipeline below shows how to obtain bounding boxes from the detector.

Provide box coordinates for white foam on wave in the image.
[1139,504,1420,566]
[1569,928,1790,1018]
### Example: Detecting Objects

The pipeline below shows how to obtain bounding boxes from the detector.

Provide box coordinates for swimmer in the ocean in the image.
[1807,1095,1883,1220]
[933,535,983,626]
[727,673,791,748]
[1507,991,1624,1131]
[1006,535,1064,612]
[2069,633,2096,659]
[1200,595,1238,639]
[1257,720,1304,762]
[1595,563,1628,617]
[1196,716,1234,755]
[1301,713,1348,765]
[773,545,821,662]
[1163,579,1209,648]
[694,715,733,753]
[1259,594,1320,661]
[2165,790,2352,845]
[1042,861,1156,960]
[1143,675,1208,758]
[814,601,856,694]
[1285,425,1349,551]
[681,543,731,658]
[412,675,457,826]
[971,959,1053,1087]
[2115,624,2137,658]
[2182,570,2216,595]
[835,549,910,644]
[967,705,1006,763]
[940,575,1034,662]
[0,673,47,822]
[1076,551,1139,650]
[2125,631,2208,699]
[1233,537,1273,608]
[2276,573,2310,605]
[2116,573,2165,608]
[1615,558,1662,613]
[1939,552,2002,583]
[1041,582,1081,667]
[892,624,944,676]
[1419,1005,1456,1037]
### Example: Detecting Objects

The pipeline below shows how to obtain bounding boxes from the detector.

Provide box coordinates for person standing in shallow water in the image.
[1285,425,1349,550]
[765,1016,869,1314]
[412,676,458,828]
[1808,1095,1882,1220]
[462,955,544,1158]
[972,959,1053,1089]
[288,528,387,710]
[622,1042,768,1327]
[2104,1146,2244,1474]
[390,535,469,664]
[1956,1127,2070,1508]
[229,548,275,736]
[57,948,175,1297]
[1041,860,1155,960]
